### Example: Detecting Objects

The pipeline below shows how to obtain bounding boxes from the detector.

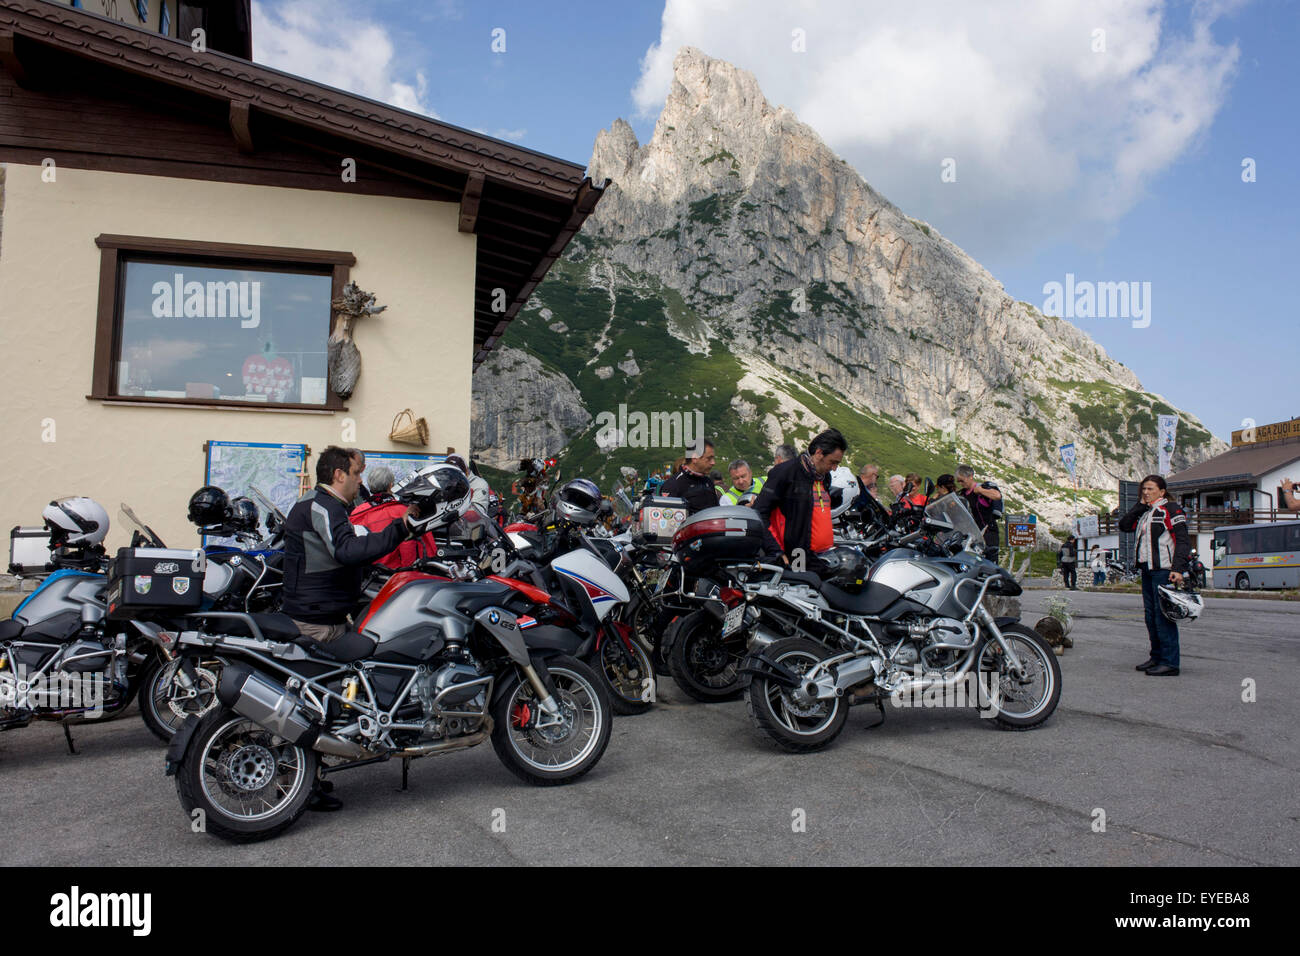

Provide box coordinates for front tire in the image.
[666,610,745,702]
[595,633,656,716]
[744,637,849,752]
[138,655,220,742]
[175,708,318,843]
[976,624,1061,731]
[491,656,611,786]
[1235,571,1250,591]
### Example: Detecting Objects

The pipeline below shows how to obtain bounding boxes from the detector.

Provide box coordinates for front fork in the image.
[976,607,1027,676]
[519,659,563,723]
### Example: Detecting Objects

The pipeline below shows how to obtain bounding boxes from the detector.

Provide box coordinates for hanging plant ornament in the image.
[328,281,387,399]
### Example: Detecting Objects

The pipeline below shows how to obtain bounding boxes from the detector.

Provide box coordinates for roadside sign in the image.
[1006,513,1037,547]
[1072,515,1100,538]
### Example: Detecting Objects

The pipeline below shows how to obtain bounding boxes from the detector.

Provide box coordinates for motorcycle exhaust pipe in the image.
[396,719,493,757]
[312,733,372,759]
[746,625,784,650]
[216,664,320,748]
[885,653,979,696]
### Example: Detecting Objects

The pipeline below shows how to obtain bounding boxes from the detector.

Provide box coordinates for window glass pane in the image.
[1287,524,1300,549]
[115,260,332,405]
[1258,527,1284,553]
[1227,530,1249,554]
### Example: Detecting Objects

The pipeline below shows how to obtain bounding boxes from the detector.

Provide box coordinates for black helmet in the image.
[820,546,868,586]
[228,497,258,533]
[555,478,602,525]
[393,464,472,529]
[188,486,229,526]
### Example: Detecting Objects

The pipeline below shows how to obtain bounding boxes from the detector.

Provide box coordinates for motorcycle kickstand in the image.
[61,721,78,755]
[400,757,410,792]
[862,697,886,731]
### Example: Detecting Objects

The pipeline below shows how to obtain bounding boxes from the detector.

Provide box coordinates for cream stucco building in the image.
[0,1,601,548]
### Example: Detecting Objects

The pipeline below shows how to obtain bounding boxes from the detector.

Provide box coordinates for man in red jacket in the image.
[350,467,420,569]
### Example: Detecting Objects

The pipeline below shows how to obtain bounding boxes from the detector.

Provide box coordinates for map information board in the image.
[204,441,308,546]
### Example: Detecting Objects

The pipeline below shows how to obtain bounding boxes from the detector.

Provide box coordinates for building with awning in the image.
[1166,419,1300,523]
[0,0,604,545]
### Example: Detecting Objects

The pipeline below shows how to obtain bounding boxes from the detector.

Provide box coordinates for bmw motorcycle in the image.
[163,547,615,842]
[740,495,1061,752]
[491,516,656,715]
[132,491,285,741]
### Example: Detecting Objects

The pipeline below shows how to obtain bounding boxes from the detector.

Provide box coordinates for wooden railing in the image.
[1095,508,1297,535]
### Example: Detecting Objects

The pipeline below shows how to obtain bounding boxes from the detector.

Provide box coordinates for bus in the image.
[1212,521,1300,590]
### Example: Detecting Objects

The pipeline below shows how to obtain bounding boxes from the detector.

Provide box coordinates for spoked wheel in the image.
[744,637,848,752]
[491,656,612,785]
[595,632,656,715]
[666,610,745,702]
[976,624,1061,731]
[175,708,318,842]
[138,655,220,742]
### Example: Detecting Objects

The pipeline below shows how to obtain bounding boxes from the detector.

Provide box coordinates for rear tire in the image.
[491,656,611,786]
[744,637,848,752]
[666,610,744,702]
[175,707,318,843]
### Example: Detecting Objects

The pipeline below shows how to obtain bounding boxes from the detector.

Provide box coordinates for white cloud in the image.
[251,0,438,118]
[632,0,1242,260]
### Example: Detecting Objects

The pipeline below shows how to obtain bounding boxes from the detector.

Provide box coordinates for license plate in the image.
[721,604,744,637]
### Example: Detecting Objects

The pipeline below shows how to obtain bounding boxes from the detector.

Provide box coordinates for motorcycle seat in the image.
[779,570,825,589]
[203,612,303,643]
[0,619,23,640]
[295,629,376,663]
[819,581,897,616]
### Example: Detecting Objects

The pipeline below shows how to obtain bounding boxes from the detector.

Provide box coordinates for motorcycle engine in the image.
[411,654,489,739]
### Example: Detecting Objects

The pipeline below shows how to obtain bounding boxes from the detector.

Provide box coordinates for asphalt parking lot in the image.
[2,589,1297,866]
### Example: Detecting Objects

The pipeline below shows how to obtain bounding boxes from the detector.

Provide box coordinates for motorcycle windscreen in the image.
[924,495,984,544]
[551,548,629,621]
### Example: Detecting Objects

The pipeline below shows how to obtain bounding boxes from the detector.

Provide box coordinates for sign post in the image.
[1005,513,1037,577]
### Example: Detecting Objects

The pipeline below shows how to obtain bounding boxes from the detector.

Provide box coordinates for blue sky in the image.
[252,0,1298,443]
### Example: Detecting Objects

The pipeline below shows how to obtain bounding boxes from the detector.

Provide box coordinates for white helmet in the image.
[393,464,472,533]
[829,466,858,519]
[43,496,110,546]
[1158,584,1204,624]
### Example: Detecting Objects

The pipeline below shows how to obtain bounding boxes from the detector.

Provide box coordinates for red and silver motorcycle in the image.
[163,465,614,842]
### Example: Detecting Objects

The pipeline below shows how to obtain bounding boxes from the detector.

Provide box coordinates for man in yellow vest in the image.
[721,458,766,506]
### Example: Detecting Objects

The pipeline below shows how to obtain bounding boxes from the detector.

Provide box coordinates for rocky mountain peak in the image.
[476,47,1224,521]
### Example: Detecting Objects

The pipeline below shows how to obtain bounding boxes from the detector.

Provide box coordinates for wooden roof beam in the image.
[459,172,483,234]
[229,100,255,153]
[0,30,29,87]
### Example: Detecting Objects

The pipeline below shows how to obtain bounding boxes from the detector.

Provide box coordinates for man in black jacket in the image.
[1118,474,1190,676]
[659,440,720,514]
[753,429,846,569]
[283,446,418,643]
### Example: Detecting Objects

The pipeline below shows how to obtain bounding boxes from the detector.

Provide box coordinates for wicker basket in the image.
[388,409,429,447]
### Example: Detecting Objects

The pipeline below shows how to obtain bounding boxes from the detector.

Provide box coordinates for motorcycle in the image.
[163,533,614,842]
[740,495,1061,752]
[1,503,209,751]
[132,490,285,741]
[449,515,656,716]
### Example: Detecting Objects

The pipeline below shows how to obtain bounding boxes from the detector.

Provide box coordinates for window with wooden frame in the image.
[90,235,354,411]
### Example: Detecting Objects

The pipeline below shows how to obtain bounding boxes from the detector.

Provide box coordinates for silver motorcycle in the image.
[740,495,1061,752]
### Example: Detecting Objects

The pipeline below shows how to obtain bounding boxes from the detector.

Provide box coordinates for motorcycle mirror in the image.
[924,477,935,497]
